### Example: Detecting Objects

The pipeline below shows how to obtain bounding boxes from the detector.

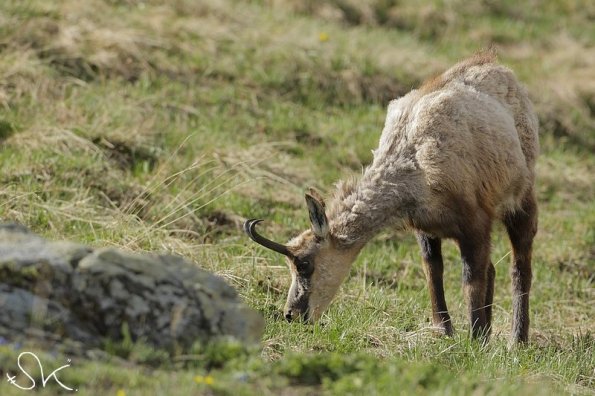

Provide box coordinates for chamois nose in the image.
[285,310,293,322]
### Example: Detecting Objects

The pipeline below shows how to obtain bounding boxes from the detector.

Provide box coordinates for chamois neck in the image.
[328,166,418,247]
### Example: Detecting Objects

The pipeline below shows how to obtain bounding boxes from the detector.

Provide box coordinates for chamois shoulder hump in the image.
[420,52,498,94]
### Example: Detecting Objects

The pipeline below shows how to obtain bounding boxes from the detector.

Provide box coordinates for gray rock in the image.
[0,224,263,351]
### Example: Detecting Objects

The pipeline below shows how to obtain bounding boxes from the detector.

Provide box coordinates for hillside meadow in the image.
[0,0,593,394]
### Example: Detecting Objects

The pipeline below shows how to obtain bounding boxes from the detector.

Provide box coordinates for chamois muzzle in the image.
[243,219,292,257]
[284,307,310,323]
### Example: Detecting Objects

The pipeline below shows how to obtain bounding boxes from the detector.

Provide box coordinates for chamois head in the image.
[244,190,358,322]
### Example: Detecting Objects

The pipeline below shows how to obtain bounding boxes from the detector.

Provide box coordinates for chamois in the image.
[244,53,539,345]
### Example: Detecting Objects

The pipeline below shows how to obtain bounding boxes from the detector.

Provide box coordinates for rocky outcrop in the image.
[0,224,263,351]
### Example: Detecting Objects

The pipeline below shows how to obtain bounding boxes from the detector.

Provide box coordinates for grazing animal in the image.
[244,53,539,345]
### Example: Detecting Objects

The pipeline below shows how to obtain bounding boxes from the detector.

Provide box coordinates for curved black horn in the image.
[243,219,291,256]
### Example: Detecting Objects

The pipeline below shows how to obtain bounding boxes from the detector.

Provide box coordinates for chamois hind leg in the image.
[485,261,496,337]
[416,232,454,336]
[504,191,537,345]
[456,214,492,341]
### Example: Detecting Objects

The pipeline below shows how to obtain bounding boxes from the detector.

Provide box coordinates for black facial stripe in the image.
[297,272,311,291]
[287,255,314,316]
[292,279,311,313]
[293,293,309,314]
[294,253,314,273]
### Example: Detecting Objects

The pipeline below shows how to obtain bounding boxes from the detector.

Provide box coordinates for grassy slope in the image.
[0,0,593,394]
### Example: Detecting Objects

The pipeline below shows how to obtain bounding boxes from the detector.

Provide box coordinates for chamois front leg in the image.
[416,232,454,336]
[457,221,492,340]
[504,191,537,345]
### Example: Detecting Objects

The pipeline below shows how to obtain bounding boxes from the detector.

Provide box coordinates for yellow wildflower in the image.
[319,32,329,42]
[194,375,214,385]
[116,390,126,396]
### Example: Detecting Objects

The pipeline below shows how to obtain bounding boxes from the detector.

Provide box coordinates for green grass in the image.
[0,0,594,394]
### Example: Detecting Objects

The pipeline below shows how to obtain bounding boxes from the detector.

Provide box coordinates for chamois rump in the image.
[244,53,539,345]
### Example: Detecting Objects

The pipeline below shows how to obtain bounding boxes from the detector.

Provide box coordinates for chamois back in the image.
[421,53,539,174]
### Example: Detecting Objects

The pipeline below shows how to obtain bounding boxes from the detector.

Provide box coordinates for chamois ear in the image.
[307,187,326,208]
[305,191,329,239]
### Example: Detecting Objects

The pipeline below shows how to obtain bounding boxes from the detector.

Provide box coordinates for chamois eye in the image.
[296,259,313,275]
